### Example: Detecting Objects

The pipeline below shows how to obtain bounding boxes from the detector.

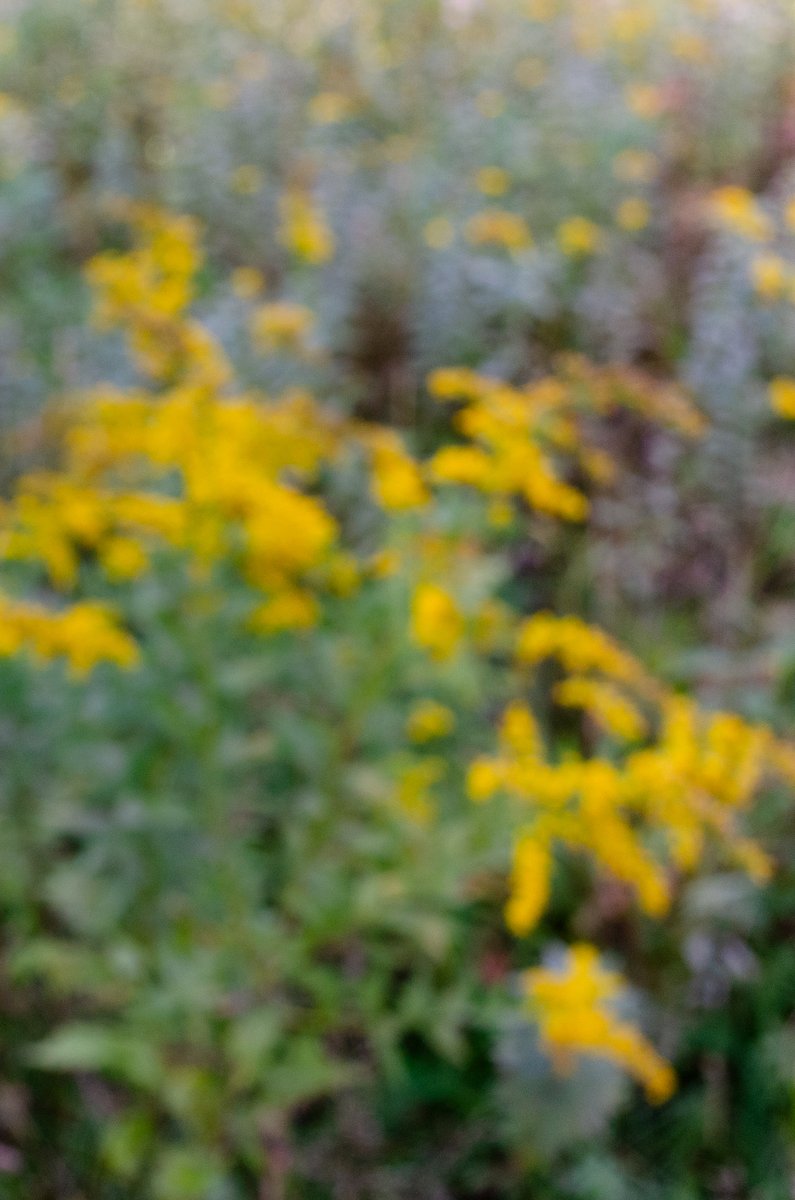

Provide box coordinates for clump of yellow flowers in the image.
[3,205,793,1107]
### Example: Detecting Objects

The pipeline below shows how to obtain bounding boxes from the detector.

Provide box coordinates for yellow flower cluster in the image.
[468,611,790,937]
[0,593,138,676]
[427,360,703,524]
[87,203,230,389]
[0,210,354,639]
[524,944,676,1104]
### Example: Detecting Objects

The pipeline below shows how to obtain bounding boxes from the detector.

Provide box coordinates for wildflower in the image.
[249,302,315,350]
[475,167,510,197]
[99,536,150,582]
[557,217,603,257]
[396,758,446,824]
[710,186,772,242]
[466,756,505,803]
[751,254,787,301]
[506,834,551,935]
[248,589,319,634]
[278,189,334,265]
[368,432,429,511]
[524,945,676,1103]
[407,700,455,743]
[231,267,265,298]
[554,677,647,741]
[466,209,533,253]
[616,197,650,232]
[770,377,795,418]
[410,583,465,662]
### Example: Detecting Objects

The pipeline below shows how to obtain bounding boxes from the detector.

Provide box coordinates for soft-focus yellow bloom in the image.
[466,209,532,252]
[248,589,319,633]
[396,758,445,824]
[554,676,647,741]
[506,834,551,935]
[231,267,265,298]
[751,254,788,301]
[557,216,603,257]
[367,431,429,511]
[410,583,465,662]
[524,945,676,1103]
[475,167,510,197]
[770,377,795,418]
[616,197,650,232]
[0,593,138,676]
[99,536,150,582]
[249,301,315,349]
[407,700,455,743]
[710,186,772,242]
[278,189,334,265]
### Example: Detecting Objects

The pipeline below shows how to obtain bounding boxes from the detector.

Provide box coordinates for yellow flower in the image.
[231,267,265,299]
[99,536,150,582]
[396,759,445,825]
[616,197,650,233]
[248,589,319,634]
[407,700,455,743]
[368,432,429,511]
[249,301,315,350]
[710,186,772,242]
[506,834,551,935]
[278,189,334,265]
[557,216,603,257]
[475,167,510,198]
[770,377,795,418]
[751,254,787,301]
[466,209,533,253]
[524,945,676,1104]
[466,756,505,803]
[410,583,465,662]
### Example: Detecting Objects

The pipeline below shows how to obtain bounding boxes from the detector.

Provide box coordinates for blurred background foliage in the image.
[4,0,795,1197]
